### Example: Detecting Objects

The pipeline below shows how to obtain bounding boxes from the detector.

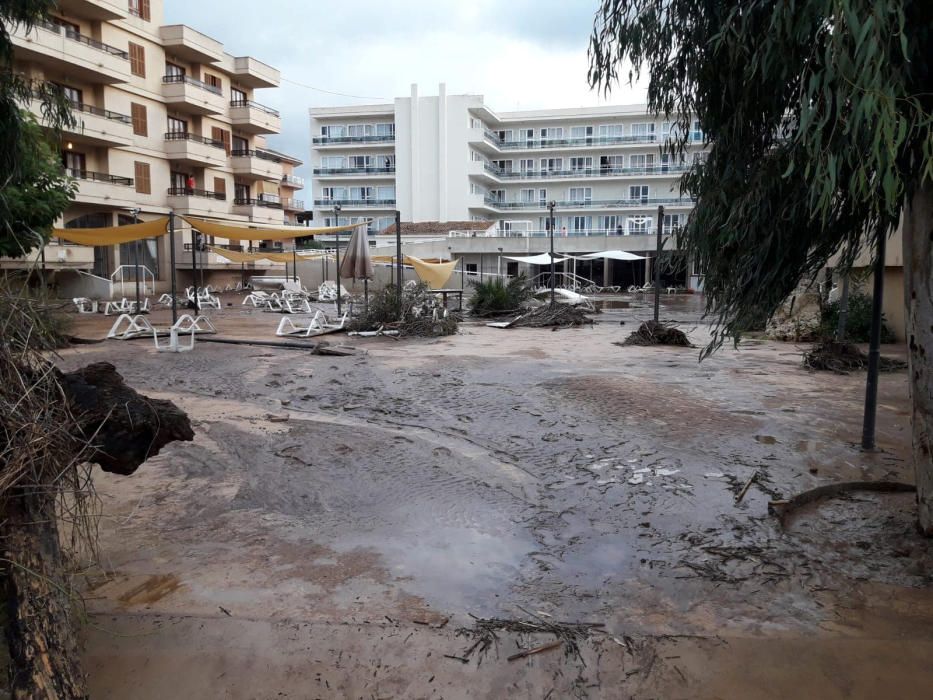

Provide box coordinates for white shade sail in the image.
[575,250,647,261]
[503,253,571,265]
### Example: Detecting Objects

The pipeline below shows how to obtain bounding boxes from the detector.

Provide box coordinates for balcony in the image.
[312,134,395,147]
[232,56,280,89]
[313,198,396,209]
[280,174,305,189]
[166,187,229,218]
[68,169,136,208]
[62,101,133,147]
[313,166,395,178]
[232,196,284,224]
[230,149,283,181]
[163,132,227,168]
[56,0,127,20]
[480,196,695,211]
[478,163,692,181]
[162,74,226,115]
[229,100,281,134]
[159,25,223,64]
[11,20,130,84]
[281,198,304,211]
[479,130,703,152]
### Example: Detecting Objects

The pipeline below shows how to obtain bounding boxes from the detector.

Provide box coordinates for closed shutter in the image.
[140,0,151,20]
[134,161,151,194]
[129,43,145,78]
[211,127,231,154]
[130,103,147,136]
[213,177,226,197]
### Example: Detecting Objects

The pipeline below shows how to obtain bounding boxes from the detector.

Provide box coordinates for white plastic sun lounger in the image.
[72,297,98,314]
[107,313,155,339]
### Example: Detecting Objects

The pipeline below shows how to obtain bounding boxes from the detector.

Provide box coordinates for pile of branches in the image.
[618,320,692,346]
[349,282,459,337]
[803,339,907,374]
[510,303,595,328]
[454,612,604,663]
[468,274,533,317]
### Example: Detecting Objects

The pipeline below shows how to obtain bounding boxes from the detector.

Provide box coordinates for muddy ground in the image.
[59,295,932,699]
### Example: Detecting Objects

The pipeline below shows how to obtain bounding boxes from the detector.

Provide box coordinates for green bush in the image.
[468,275,532,316]
[820,292,896,343]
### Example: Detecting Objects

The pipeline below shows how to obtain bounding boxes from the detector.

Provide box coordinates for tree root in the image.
[769,481,916,525]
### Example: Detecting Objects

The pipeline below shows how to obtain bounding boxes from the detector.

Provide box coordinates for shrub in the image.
[820,292,896,343]
[468,275,532,316]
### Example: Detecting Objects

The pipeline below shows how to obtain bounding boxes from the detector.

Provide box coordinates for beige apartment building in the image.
[4,0,305,291]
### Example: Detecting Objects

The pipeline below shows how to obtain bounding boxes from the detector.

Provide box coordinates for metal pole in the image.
[364,278,369,314]
[861,226,887,450]
[654,205,664,323]
[334,206,342,316]
[132,209,141,312]
[292,249,297,283]
[39,246,46,291]
[169,211,178,325]
[836,272,850,341]
[395,210,402,315]
[548,202,556,306]
[460,257,465,289]
[190,225,200,313]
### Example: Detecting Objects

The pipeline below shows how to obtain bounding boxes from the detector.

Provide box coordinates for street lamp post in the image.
[548,200,557,306]
[130,207,141,313]
[333,203,342,316]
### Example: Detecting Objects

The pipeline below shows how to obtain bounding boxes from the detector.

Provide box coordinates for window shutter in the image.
[213,177,226,196]
[129,43,145,78]
[141,0,151,20]
[134,161,151,194]
[130,103,147,136]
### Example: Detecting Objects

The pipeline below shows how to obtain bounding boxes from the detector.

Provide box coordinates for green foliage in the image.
[589,0,933,355]
[468,275,532,316]
[348,282,459,337]
[821,292,896,343]
[1,0,77,258]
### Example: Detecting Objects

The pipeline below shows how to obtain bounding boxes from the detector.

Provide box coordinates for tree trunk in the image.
[904,180,933,535]
[2,493,87,699]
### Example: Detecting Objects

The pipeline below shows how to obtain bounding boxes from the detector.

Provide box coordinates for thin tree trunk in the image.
[904,180,933,535]
[2,492,87,699]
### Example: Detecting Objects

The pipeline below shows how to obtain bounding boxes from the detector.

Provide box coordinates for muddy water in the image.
[59,295,932,698]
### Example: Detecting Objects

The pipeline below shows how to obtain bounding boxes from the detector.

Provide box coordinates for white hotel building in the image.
[310,84,704,240]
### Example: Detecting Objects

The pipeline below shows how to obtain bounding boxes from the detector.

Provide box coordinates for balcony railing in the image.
[458,228,666,239]
[282,198,304,209]
[36,19,129,58]
[312,134,395,145]
[482,130,702,150]
[162,73,223,96]
[482,196,694,210]
[167,187,226,200]
[66,169,133,186]
[231,148,282,162]
[313,166,396,175]
[481,163,691,179]
[229,99,280,117]
[281,174,304,187]
[313,198,396,207]
[164,131,226,149]
[234,197,282,208]
[69,101,132,124]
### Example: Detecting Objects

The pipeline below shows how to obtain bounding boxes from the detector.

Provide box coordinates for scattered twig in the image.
[507,641,562,662]
[734,470,759,504]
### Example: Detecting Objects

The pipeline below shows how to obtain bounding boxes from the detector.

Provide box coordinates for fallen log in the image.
[769,481,917,525]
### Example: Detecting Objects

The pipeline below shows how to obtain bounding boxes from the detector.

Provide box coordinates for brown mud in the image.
[59,295,931,699]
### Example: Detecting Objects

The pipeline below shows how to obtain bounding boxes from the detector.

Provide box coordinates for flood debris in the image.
[505,304,596,329]
[734,471,759,505]
[616,320,692,347]
[803,339,907,374]
[769,481,917,525]
[455,612,604,663]
[348,283,459,338]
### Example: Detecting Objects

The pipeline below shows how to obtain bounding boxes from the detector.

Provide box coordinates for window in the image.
[540,158,562,173]
[598,124,624,138]
[213,177,226,197]
[600,155,624,171]
[234,182,249,200]
[571,216,592,233]
[321,125,345,137]
[231,87,247,104]
[663,213,683,232]
[628,216,651,234]
[539,127,563,141]
[629,154,655,171]
[167,116,187,134]
[128,43,145,78]
[492,159,513,173]
[129,0,151,20]
[519,188,535,203]
[538,189,547,206]
[691,120,703,141]
[232,135,248,152]
[519,159,535,174]
[321,155,345,169]
[130,103,147,136]
[520,128,534,144]
[62,150,85,176]
[631,123,656,139]
[211,127,230,153]
[134,161,151,194]
[629,185,649,202]
[570,125,593,141]
[570,156,593,172]
[375,122,394,137]
[322,187,347,201]
[170,171,187,190]
[376,186,395,200]
[568,187,592,203]
[599,215,620,233]
[204,73,222,93]
[470,182,484,195]
[496,129,514,142]
[488,189,505,202]
[348,124,374,138]
[59,85,82,104]
[350,186,374,200]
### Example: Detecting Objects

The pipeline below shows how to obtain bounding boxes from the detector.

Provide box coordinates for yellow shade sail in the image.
[405,256,460,290]
[182,216,363,241]
[53,217,169,246]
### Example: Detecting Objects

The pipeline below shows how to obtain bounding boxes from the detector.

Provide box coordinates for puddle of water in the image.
[594,300,632,310]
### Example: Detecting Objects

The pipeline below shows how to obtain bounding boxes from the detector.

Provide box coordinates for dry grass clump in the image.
[349,282,459,337]
[617,320,692,347]
[803,339,907,374]
[510,304,595,328]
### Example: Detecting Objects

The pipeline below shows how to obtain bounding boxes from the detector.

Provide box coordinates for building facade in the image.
[310,83,704,238]
[5,0,303,288]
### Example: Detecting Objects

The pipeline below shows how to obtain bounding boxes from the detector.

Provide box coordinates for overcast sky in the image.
[165,0,646,183]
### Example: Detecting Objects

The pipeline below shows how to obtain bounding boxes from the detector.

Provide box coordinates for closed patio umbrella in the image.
[339,223,374,309]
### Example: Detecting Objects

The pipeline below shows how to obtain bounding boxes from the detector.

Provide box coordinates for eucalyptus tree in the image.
[589,0,932,532]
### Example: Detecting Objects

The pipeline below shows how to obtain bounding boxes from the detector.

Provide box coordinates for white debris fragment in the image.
[655,468,681,477]
[704,472,726,479]
[628,473,646,485]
